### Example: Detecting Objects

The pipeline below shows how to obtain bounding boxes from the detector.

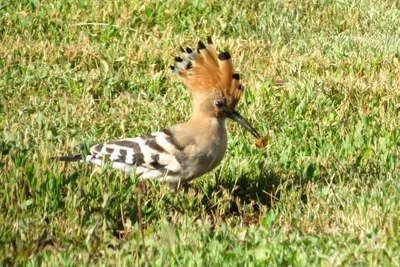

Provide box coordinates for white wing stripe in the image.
[109,148,120,160]
[155,136,177,154]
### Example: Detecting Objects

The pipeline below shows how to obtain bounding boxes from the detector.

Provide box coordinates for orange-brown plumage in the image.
[171,37,243,110]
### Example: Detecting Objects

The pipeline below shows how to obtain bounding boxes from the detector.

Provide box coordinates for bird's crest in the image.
[170,37,243,110]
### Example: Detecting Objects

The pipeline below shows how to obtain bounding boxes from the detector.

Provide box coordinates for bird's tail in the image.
[50,154,82,162]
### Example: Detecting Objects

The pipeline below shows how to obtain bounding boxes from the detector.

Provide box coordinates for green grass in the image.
[1,0,400,265]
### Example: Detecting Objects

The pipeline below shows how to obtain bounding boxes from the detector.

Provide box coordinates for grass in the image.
[1,0,400,265]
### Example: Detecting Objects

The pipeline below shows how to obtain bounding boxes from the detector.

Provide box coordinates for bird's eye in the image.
[215,101,224,108]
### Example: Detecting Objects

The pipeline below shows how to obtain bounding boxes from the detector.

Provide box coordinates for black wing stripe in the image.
[149,160,166,169]
[148,153,167,169]
[119,149,128,156]
[146,139,166,153]
[135,153,145,166]
[108,140,137,148]
[131,142,142,153]
[92,144,103,154]
[108,155,136,165]
[161,129,185,151]
[151,154,160,161]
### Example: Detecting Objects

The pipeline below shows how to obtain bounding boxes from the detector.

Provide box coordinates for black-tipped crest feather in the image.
[171,37,243,109]
[218,52,231,61]
[174,57,183,62]
[197,41,206,50]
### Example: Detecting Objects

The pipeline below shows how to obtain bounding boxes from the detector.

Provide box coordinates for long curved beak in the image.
[227,110,261,139]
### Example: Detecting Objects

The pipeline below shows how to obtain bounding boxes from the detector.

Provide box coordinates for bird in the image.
[52,37,262,189]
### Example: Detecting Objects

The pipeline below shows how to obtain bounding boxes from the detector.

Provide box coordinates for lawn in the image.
[1,0,399,265]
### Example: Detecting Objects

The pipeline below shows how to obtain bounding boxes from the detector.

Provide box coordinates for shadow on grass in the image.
[201,168,310,225]
[223,171,285,206]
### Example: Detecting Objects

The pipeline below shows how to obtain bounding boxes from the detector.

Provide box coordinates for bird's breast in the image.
[183,125,228,180]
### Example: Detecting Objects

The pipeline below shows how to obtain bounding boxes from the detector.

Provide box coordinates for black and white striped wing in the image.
[86,130,183,181]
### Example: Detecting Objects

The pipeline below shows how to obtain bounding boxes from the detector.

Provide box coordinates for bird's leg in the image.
[181,183,191,193]
[134,174,149,263]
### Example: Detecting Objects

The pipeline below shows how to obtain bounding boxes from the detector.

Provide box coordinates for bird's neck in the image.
[189,113,226,131]
[187,114,227,151]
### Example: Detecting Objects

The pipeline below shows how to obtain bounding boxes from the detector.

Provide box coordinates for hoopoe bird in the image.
[53,37,262,189]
